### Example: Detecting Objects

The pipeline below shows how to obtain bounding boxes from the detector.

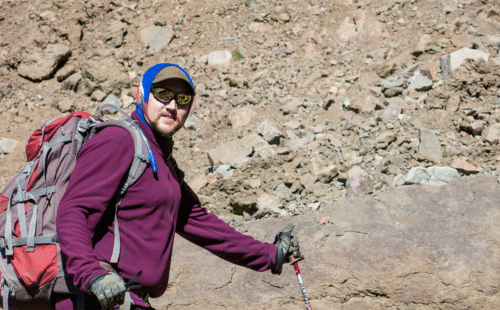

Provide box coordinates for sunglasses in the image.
[151,87,193,106]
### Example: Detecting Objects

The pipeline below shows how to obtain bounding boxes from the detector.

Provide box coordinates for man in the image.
[55,63,302,310]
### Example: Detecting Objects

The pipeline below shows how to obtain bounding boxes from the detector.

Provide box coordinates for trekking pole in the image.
[293,261,312,310]
[282,224,312,310]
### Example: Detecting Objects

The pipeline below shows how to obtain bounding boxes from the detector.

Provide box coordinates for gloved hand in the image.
[272,223,303,275]
[87,272,126,310]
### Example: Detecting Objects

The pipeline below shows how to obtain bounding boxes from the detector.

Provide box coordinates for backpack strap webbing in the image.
[93,118,151,264]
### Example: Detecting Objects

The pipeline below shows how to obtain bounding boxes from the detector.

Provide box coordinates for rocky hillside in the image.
[2,0,499,223]
[1,0,500,308]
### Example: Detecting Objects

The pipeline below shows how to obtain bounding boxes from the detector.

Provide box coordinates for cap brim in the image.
[152,66,195,95]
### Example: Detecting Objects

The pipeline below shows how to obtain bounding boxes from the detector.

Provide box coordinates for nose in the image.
[164,99,177,110]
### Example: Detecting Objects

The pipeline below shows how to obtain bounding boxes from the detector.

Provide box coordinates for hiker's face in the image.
[147,78,193,138]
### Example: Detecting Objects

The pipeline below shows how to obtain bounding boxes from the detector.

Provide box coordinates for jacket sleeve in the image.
[175,183,277,272]
[56,127,135,292]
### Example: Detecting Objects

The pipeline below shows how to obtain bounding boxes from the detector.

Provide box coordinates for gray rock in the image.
[418,127,442,162]
[17,44,72,82]
[0,82,12,98]
[404,166,460,186]
[140,26,174,53]
[346,166,372,198]
[257,120,284,145]
[449,47,489,71]
[377,103,403,122]
[214,165,234,179]
[381,76,405,90]
[208,50,232,66]
[408,74,433,92]
[184,115,201,130]
[100,94,123,115]
[0,138,18,154]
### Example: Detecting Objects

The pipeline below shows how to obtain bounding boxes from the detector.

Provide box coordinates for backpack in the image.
[0,103,151,310]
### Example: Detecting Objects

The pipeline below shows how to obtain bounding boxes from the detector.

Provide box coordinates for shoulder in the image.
[80,124,136,157]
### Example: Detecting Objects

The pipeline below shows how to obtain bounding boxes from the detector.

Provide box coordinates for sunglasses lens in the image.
[176,93,192,106]
[152,88,192,106]
[153,88,175,103]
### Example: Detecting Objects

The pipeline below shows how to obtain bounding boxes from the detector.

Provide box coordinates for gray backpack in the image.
[0,104,151,310]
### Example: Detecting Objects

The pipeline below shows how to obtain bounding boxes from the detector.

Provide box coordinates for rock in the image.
[17,44,72,82]
[208,134,267,165]
[100,94,123,115]
[184,115,201,130]
[420,62,438,81]
[82,58,130,95]
[482,123,500,144]
[451,159,481,175]
[140,26,173,52]
[446,94,460,112]
[375,131,396,150]
[346,166,372,198]
[381,76,405,90]
[228,106,257,130]
[54,98,75,113]
[195,55,208,64]
[155,176,500,309]
[91,90,107,102]
[307,157,338,183]
[404,166,460,185]
[337,17,357,41]
[408,74,433,92]
[377,103,403,122]
[281,98,302,115]
[347,92,378,115]
[61,72,82,91]
[257,120,284,145]
[0,138,18,154]
[418,127,442,163]
[214,165,234,179]
[257,193,287,217]
[242,178,261,190]
[105,21,127,48]
[55,65,76,82]
[449,48,489,71]
[0,82,12,98]
[187,173,217,193]
[230,196,258,216]
[207,50,232,66]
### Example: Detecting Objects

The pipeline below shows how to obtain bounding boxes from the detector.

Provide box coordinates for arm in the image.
[56,127,135,292]
[175,183,277,272]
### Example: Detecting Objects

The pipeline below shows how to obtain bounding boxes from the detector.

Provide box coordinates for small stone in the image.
[420,62,438,81]
[446,94,460,112]
[451,159,481,175]
[0,138,18,154]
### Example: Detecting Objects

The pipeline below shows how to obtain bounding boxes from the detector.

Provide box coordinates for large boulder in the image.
[151,175,500,309]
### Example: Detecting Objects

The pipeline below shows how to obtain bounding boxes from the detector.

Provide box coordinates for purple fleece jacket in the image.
[56,112,277,307]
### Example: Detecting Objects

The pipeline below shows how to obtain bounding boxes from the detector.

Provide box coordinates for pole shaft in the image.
[293,263,312,310]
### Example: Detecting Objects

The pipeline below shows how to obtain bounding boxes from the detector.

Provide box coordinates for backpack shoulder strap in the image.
[92,108,151,264]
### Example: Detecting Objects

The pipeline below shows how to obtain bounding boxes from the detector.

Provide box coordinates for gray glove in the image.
[87,272,126,310]
[272,223,303,275]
